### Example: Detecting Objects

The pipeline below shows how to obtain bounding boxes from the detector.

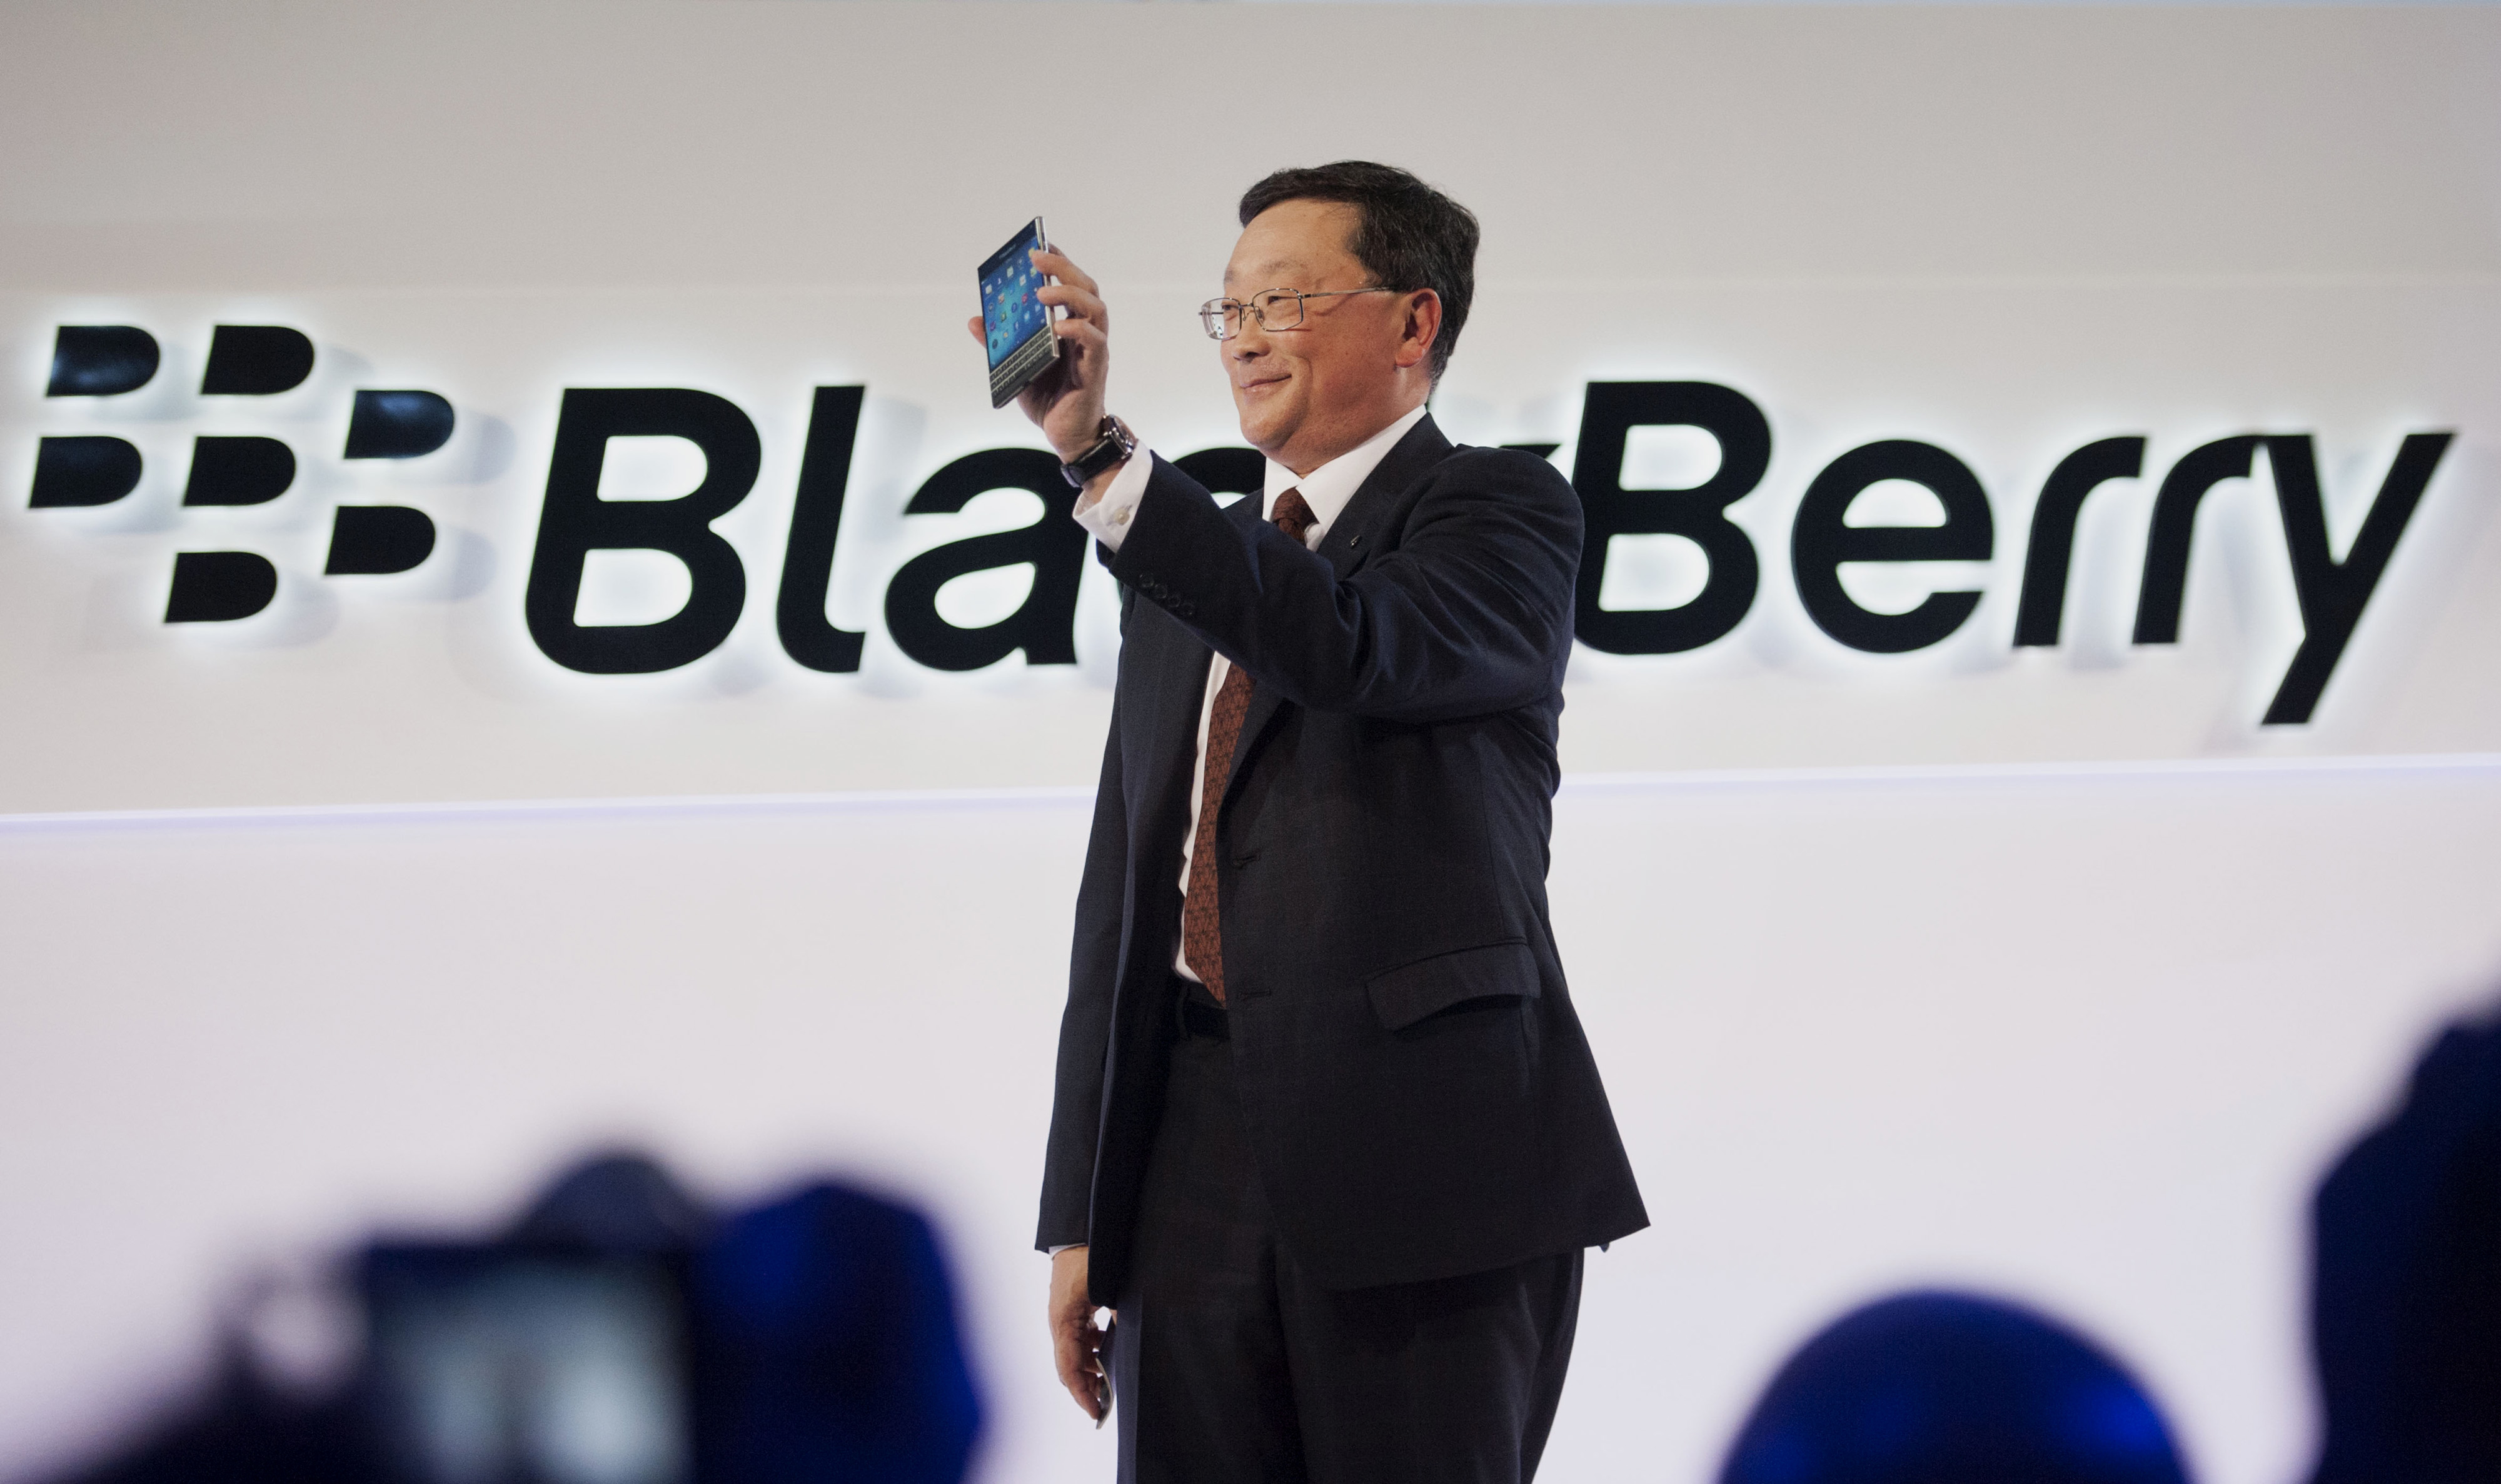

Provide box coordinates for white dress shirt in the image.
[1073,404,1429,983]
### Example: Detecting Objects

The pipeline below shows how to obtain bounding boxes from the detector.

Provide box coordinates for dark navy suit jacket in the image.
[1037,414,1648,1302]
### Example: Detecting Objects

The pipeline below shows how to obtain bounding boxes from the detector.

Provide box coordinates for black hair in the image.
[1237,161,1478,383]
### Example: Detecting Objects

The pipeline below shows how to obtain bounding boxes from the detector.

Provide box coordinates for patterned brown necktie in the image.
[1181,488,1317,1004]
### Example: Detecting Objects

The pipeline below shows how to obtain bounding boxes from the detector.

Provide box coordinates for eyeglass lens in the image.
[1200,292,1305,340]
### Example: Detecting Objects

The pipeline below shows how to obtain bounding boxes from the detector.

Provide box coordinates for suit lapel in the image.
[1221,416,1456,805]
[1315,414,1454,579]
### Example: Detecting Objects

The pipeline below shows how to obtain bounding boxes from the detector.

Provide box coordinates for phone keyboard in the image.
[990,330,1057,408]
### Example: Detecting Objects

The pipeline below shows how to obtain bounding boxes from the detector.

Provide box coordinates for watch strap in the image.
[1062,416,1137,488]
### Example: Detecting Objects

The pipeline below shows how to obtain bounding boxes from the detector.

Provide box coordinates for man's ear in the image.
[1394,290,1442,372]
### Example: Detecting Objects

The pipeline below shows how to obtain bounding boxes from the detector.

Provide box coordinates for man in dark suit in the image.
[989,161,1646,1482]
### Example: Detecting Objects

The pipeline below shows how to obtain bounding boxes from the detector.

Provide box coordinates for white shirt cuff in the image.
[1048,1243,1086,1256]
[1070,443,1154,552]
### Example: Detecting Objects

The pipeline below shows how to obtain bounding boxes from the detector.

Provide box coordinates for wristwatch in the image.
[1060,414,1137,488]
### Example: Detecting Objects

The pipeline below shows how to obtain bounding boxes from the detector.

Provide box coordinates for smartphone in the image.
[980,217,1060,409]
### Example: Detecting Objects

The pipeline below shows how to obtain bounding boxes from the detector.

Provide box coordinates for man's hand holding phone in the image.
[967,243,1123,499]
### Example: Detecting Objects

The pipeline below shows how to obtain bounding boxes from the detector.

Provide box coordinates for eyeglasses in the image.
[1199,286,1395,341]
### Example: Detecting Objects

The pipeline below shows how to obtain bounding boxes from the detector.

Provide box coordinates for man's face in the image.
[1221,199,1416,468]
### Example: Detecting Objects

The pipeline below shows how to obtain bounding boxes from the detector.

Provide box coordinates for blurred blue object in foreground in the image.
[516,1151,715,1253]
[40,1151,983,1484]
[1718,1290,2190,1484]
[2308,1007,2501,1484]
[697,1185,984,1484]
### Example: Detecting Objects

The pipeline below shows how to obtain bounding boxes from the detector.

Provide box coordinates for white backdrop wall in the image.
[3,4,2500,1484]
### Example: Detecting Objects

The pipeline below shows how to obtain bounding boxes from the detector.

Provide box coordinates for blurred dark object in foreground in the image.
[44,1153,983,1484]
[2310,1008,2501,1484]
[1718,1290,2190,1484]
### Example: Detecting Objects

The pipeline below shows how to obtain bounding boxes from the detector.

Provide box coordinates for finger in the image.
[1060,327,1105,366]
[1030,249,1097,296]
[1058,1346,1093,1393]
[1058,1345,1105,1420]
[966,315,985,346]
[1035,283,1107,326]
[1063,1368,1102,1420]
[1051,318,1107,354]
[1055,1334,1094,1391]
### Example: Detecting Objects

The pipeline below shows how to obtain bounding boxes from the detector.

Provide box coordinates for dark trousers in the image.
[1112,1011,1583,1484]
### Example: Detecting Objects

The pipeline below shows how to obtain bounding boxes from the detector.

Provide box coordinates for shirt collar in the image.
[1261,404,1429,544]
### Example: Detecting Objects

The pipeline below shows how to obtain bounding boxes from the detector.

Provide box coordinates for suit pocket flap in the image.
[1364,940,1539,1031]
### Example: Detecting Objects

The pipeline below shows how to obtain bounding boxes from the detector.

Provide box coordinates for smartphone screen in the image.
[980,218,1057,407]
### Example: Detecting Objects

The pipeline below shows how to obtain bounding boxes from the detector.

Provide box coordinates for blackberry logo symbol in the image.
[32,324,456,621]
